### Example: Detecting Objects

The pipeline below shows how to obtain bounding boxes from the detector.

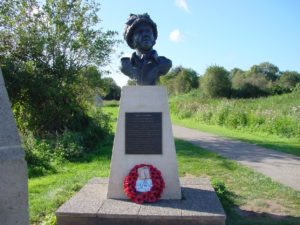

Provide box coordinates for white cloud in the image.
[169,29,183,42]
[175,0,190,13]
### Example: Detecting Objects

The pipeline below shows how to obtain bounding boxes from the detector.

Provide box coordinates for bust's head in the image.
[124,13,157,52]
[132,23,155,52]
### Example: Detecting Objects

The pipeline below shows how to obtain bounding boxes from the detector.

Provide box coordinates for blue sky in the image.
[100,0,300,87]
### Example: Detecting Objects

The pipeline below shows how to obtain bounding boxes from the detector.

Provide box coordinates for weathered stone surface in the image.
[99,199,140,217]
[0,71,21,147]
[56,183,107,216]
[0,158,29,225]
[139,200,181,218]
[107,86,181,199]
[56,177,226,225]
[0,69,29,225]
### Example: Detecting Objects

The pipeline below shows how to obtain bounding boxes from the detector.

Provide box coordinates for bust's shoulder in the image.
[120,57,134,77]
[157,56,172,68]
[120,57,133,69]
[120,57,131,64]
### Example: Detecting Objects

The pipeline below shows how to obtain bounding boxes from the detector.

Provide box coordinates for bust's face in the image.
[132,23,155,52]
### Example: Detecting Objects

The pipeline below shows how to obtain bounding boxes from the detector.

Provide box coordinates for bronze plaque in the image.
[125,112,162,154]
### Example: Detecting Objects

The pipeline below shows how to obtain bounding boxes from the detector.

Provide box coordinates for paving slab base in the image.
[56,178,226,225]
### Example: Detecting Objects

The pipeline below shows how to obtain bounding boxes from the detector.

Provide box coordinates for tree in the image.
[201,65,231,98]
[230,64,280,98]
[250,62,279,81]
[101,77,121,100]
[0,0,117,134]
[159,68,177,94]
[230,68,246,90]
[173,68,198,94]
[279,71,300,90]
[159,66,198,95]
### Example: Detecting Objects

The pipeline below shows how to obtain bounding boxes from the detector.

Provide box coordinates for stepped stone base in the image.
[56,177,226,225]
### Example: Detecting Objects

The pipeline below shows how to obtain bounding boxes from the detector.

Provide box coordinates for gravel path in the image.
[172,125,300,191]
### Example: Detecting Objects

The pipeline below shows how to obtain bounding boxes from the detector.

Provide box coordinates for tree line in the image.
[157,62,300,98]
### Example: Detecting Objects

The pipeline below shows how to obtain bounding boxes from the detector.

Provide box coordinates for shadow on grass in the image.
[213,175,300,225]
[175,139,300,225]
[219,187,300,225]
[175,139,238,172]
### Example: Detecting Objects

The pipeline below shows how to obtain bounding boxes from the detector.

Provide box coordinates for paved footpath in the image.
[172,125,300,191]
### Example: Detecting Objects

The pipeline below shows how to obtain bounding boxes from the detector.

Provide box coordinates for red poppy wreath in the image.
[123,164,165,204]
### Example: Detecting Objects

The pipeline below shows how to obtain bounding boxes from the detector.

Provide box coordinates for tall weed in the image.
[170,91,300,139]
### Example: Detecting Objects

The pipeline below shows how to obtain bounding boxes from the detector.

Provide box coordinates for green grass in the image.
[176,139,300,225]
[170,91,300,156]
[29,144,111,224]
[28,105,300,225]
[28,138,300,225]
[171,115,300,157]
[102,104,119,131]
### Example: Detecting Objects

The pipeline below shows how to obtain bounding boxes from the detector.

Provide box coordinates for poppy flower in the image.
[134,195,144,204]
[147,193,157,203]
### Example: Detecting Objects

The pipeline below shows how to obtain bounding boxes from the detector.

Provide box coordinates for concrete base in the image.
[56,178,226,225]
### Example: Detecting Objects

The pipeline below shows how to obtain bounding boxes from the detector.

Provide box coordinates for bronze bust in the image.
[120,13,172,85]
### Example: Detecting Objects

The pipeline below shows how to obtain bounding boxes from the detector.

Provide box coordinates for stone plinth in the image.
[56,178,226,225]
[0,69,29,225]
[107,86,181,199]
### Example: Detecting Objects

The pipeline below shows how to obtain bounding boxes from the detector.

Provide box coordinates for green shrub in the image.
[54,131,85,160]
[23,107,111,177]
[201,66,231,98]
[159,66,199,95]
[23,133,58,177]
[225,110,248,129]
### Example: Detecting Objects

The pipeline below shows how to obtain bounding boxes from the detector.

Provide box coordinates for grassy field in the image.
[171,116,300,157]
[28,104,300,225]
[28,144,111,224]
[176,139,300,225]
[170,91,300,156]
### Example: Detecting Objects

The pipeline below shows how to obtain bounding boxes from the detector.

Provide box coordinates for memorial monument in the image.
[107,13,181,200]
[0,69,29,225]
[56,13,225,225]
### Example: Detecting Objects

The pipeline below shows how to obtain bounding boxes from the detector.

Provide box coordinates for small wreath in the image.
[123,164,165,204]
